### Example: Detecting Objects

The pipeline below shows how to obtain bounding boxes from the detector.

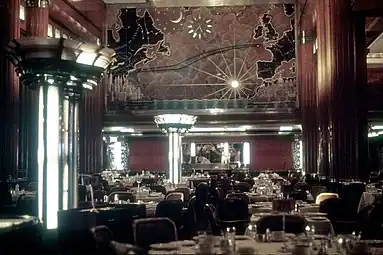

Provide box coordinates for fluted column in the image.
[0,0,20,178]
[298,0,318,174]
[168,132,182,184]
[316,0,368,180]
[316,0,330,177]
[21,0,49,180]
[79,84,104,173]
[26,0,49,36]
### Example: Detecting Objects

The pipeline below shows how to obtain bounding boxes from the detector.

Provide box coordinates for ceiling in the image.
[102,0,294,7]
[367,17,383,68]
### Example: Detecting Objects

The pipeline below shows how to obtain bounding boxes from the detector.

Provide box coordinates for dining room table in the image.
[145,233,383,254]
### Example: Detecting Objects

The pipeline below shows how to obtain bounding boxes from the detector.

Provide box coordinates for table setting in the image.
[146,228,383,255]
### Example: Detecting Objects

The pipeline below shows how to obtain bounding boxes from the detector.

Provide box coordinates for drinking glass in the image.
[136,177,142,194]
[245,224,258,239]
[223,227,236,252]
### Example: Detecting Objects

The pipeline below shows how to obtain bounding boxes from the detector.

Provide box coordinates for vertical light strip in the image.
[223,142,229,163]
[173,132,179,184]
[73,102,79,208]
[299,140,303,169]
[37,87,44,223]
[178,135,183,182]
[46,86,60,229]
[190,143,196,157]
[62,99,69,210]
[243,142,250,165]
[168,133,174,183]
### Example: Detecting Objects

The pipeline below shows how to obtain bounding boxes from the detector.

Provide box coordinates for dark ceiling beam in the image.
[367,17,383,31]
[51,0,101,39]
[366,31,382,47]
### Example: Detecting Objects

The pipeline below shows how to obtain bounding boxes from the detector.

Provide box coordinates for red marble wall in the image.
[129,137,168,171]
[368,68,383,85]
[251,137,293,171]
[128,136,293,171]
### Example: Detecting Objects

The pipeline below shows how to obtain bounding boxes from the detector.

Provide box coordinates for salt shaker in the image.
[265,228,271,242]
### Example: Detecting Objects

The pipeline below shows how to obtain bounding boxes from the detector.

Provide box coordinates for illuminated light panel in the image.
[190,143,196,157]
[168,133,174,182]
[280,126,293,131]
[172,132,180,184]
[46,86,60,230]
[63,100,69,210]
[37,87,44,224]
[243,142,250,165]
[76,52,98,65]
[190,126,250,132]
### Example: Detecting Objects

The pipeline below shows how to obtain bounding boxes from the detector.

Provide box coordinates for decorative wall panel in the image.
[251,137,293,170]
[128,137,167,171]
[106,4,296,111]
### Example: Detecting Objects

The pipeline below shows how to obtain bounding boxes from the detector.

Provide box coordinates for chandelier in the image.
[154,114,197,133]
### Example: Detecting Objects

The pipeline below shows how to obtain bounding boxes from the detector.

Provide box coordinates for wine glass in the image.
[136,173,143,194]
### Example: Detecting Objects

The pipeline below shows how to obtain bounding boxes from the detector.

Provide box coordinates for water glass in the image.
[245,224,258,239]
[223,226,236,251]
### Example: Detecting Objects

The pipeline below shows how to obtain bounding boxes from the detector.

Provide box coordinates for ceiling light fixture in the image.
[279,126,293,131]
[230,79,240,88]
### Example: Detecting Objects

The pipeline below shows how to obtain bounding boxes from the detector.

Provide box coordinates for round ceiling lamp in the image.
[230,79,240,88]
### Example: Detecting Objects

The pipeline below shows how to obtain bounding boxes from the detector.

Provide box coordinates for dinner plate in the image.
[170,240,196,247]
[150,243,178,250]
[304,212,327,217]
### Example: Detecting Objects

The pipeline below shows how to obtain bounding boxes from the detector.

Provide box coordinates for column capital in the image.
[26,0,49,8]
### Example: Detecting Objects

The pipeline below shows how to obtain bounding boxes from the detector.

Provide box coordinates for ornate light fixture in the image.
[6,37,115,229]
[154,114,197,184]
[154,114,197,133]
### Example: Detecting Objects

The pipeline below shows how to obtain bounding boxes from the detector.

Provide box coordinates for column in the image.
[316,0,368,180]
[168,132,182,184]
[79,83,105,173]
[298,0,318,174]
[26,0,49,36]
[0,0,20,178]
[21,0,49,180]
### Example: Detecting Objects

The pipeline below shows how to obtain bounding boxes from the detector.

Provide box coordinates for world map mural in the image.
[106,4,296,111]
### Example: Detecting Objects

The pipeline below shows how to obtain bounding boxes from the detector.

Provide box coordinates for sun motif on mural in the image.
[187,14,213,39]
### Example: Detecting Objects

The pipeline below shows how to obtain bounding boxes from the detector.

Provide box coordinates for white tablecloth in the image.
[248,203,319,214]
[250,213,334,236]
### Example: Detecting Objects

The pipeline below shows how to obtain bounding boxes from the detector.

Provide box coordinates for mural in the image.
[182,142,242,164]
[106,4,296,111]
